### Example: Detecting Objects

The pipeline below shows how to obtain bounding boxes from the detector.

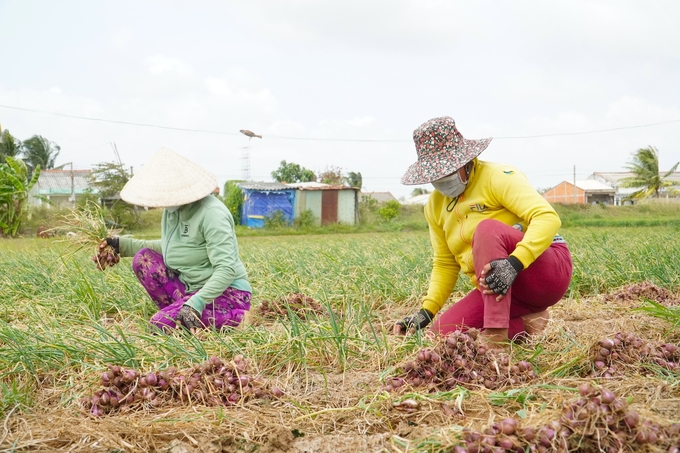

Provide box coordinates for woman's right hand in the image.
[94,237,120,270]
[99,237,119,255]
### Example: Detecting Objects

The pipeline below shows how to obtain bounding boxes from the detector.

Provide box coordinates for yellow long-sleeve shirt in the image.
[421,159,561,315]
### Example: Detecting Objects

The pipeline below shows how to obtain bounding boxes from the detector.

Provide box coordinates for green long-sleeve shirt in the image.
[119,195,251,313]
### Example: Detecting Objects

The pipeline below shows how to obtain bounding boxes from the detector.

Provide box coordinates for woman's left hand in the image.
[175,305,204,333]
[479,257,523,301]
[479,263,505,301]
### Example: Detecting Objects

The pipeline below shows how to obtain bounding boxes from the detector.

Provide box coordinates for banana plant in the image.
[0,157,40,237]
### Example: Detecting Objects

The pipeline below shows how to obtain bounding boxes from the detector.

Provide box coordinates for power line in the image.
[1,103,679,142]
[494,119,680,139]
[0,103,242,136]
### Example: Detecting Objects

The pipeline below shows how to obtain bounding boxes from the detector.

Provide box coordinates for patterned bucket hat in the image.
[401,116,492,185]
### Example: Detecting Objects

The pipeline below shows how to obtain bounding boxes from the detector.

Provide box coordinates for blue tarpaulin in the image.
[241,189,295,228]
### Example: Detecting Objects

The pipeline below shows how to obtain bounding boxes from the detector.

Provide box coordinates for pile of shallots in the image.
[386,329,537,392]
[81,355,284,417]
[591,332,680,378]
[453,386,680,452]
[256,292,326,321]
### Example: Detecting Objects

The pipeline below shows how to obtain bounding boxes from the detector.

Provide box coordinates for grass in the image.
[0,224,679,451]
[553,201,680,227]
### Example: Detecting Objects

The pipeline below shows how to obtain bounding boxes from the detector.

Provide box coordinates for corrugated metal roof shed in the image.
[402,193,431,205]
[35,170,97,194]
[287,181,357,191]
[237,182,290,191]
[573,180,615,192]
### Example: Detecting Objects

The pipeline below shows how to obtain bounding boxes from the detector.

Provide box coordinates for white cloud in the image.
[109,28,135,50]
[204,78,233,97]
[604,96,680,125]
[318,116,376,128]
[147,55,195,77]
[1,0,678,201]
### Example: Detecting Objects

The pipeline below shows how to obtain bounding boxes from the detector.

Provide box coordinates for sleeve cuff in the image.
[184,294,207,313]
[421,301,441,316]
[508,255,524,272]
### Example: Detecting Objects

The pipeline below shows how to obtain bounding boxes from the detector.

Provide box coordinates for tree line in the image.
[270,160,363,188]
[0,126,62,237]
[0,126,61,177]
[1,120,677,238]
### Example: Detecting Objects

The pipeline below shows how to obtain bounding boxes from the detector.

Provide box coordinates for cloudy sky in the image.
[1,0,678,199]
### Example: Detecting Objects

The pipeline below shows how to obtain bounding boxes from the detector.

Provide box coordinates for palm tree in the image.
[619,146,679,200]
[0,128,22,161]
[21,135,60,176]
[345,171,362,189]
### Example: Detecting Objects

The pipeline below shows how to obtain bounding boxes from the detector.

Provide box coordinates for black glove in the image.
[103,237,120,255]
[175,305,204,331]
[483,256,523,296]
[396,308,434,333]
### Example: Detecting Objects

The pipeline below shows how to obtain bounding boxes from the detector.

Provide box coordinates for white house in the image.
[28,169,98,207]
[588,172,680,205]
[402,193,431,205]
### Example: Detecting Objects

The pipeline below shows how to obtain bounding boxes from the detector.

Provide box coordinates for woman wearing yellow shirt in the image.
[394,116,572,346]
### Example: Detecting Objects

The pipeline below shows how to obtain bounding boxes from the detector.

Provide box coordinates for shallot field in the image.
[0,226,679,452]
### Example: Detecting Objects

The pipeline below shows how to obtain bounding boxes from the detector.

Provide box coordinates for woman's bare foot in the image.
[522,310,550,335]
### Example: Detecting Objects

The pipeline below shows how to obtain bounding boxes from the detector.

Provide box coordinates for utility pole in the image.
[54,161,76,207]
[70,162,75,207]
[573,165,577,203]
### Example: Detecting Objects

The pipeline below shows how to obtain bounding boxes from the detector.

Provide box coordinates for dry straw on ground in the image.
[2,284,679,452]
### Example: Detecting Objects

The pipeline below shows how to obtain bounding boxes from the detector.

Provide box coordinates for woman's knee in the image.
[150,311,176,331]
[132,248,162,272]
[473,219,505,241]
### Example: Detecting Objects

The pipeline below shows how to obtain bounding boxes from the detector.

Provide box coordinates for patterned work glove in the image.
[175,305,204,330]
[103,237,120,255]
[483,256,524,296]
[397,308,434,332]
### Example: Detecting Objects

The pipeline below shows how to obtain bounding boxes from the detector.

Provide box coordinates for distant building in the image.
[360,191,397,204]
[287,182,359,226]
[588,172,680,205]
[542,180,615,205]
[402,193,431,205]
[28,169,98,207]
[237,182,296,229]
[236,181,359,228]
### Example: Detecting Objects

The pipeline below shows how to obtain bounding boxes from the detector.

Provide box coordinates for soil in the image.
[2,287,680,452]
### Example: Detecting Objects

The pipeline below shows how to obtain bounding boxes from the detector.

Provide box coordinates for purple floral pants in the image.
[132,249,251,331]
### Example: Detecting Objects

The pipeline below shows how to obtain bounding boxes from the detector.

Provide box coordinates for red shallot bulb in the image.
[600,388,616,404]
[499,418,518,435]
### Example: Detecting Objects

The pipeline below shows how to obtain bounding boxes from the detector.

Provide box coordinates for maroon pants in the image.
[431,219,572,340]
[132,249,251,331]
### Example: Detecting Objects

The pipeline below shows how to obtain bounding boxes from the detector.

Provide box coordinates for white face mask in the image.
[432,171,468,198]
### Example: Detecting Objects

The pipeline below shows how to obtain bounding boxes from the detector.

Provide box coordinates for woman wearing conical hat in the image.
[395,117,572,347]
[102,147,251,333]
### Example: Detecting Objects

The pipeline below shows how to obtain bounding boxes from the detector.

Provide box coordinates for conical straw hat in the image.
[120,147,218,207]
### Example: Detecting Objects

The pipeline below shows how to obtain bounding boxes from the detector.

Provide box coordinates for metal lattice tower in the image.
[240,145,251,181]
